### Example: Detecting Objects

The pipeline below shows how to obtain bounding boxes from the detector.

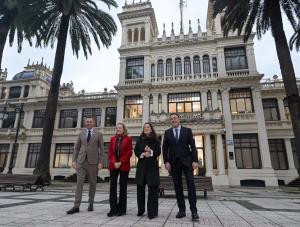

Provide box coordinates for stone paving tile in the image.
[1,184,300,227]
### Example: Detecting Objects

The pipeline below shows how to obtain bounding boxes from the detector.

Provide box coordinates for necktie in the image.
[87,130,91,142]
[175,128,179,143]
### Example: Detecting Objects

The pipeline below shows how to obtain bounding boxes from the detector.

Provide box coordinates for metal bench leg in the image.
[204,190,207,199]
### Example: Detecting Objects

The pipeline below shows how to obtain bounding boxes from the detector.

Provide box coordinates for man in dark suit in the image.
[162,113,199,221]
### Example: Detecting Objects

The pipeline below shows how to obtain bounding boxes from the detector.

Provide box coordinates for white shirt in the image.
[173,125,181,139]
[86,128,94,139]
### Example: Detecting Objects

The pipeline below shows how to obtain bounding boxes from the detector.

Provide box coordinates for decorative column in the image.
[216,133,225,175]
[54,110,60,129]
[100,107,106,128]
[14,112,20,128]
[285,139,296,170]
[76,108,83,128]
[20,86,25,98]
[172,58,175,80]
[24,110,34,129]
[142,95,150,124]
[204,134,213,176]
[221,88,236,170]
[152,94,159,114]
[217,48,226,77]
[161,93,168,113]
[252,87,273,168]
[201,90,208,111]
[246,44,257,74]
[190,55,194,75]
[144,55,151,83]
[4,143,14,172]
[5,87,9,99]
[119,58,126,84]
[211,90,218,111]
[116,95,124,123]
[277,97,286,121]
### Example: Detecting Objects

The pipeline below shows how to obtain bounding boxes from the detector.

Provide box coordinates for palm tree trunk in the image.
[270,1,300,175]
[0,25,9,71]
[33,14,70,182]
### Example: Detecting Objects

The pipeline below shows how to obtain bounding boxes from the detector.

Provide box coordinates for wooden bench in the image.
[159,176,213,199]
[0,174,45,192]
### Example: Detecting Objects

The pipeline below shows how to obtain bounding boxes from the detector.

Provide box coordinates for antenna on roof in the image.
[179,0,187,34]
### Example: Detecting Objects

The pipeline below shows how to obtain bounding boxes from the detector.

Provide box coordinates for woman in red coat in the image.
[107,123,132,217]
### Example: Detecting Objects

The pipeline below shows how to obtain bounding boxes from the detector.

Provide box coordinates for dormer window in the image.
[134,28,139,42]
[8,86,21,99]
[140,27,145,41]
[127,29,132,43]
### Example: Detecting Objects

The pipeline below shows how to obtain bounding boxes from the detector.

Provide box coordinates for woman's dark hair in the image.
[140,122,159,142]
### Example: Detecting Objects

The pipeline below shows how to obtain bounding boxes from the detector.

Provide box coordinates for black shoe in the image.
[148,215,157,219]
[107,211,115,217]
[117,211,126,216]
[137,211,144,216]
[192,212,199,221]
[66,207,79,215]
[176,210,186,219]
[87,204,94,212]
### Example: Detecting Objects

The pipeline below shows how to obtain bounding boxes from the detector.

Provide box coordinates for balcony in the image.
[231,113,257,123]
[150,111,223,124]
[149,72,219,84]
[226,70,249,77]
[124,79,144,85]
[265,120,292,130]
[123,118,143,127]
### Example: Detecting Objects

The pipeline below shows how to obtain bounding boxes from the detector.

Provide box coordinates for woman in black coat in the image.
[134,122,161,219]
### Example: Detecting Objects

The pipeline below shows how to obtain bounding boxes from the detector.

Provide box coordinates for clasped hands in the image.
[140,146,152,158]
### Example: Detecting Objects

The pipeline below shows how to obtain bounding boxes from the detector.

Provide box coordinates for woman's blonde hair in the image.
[116,122,128,136]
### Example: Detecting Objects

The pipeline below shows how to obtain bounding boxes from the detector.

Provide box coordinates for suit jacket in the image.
[162,126,198,166]
[134,136,161,186]
[73,128,105,165]
[108,135,133,171]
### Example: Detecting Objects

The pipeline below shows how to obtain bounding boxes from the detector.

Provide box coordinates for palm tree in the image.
[290,22,300,51]
[32,0,118,182]
[0,0,37,70]
[213,0,300,173]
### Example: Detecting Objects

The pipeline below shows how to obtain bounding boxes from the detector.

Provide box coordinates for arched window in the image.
[157,60,164,77]
[149,94,153,113]
[158,94,162,113]
[134,28,139,42]
[175,58,182,75]
[166,59,173,76]
[207,90,212,111]
[127,29,132,43]
[193,56,201,74]
[184,57,191,74]
[140,27,145,41]
[151,64,155,78]
[203,55,210,73]
[212,57,218,72]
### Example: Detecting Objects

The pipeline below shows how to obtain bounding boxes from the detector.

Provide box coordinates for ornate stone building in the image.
[0,0,299,187]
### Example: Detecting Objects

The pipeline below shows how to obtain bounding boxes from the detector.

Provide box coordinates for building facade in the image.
[0,0,299,187]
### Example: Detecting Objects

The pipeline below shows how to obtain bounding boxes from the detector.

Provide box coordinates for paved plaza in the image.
[0,182,300,227]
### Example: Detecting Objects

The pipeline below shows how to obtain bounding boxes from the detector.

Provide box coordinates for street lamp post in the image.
[7,103,24,174]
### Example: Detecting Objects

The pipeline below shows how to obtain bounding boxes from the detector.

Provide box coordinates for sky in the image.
[2,0,300,93]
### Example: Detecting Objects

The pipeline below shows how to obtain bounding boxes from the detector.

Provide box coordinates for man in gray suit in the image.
[67,117,104,214]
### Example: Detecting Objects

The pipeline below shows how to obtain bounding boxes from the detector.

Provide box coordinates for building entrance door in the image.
[194,135,205,176]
